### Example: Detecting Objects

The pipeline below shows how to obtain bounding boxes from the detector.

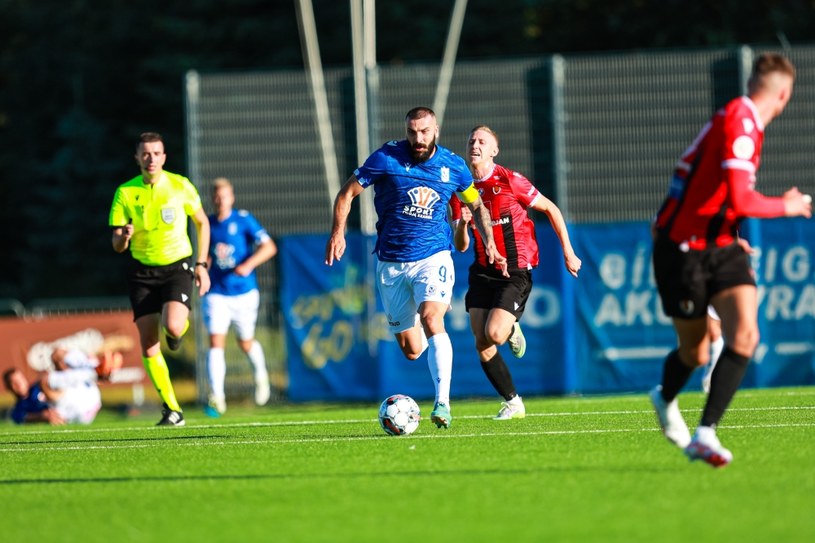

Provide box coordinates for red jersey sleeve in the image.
[507,170,541,208]
[722,105,785,218]
[448,195,463,221]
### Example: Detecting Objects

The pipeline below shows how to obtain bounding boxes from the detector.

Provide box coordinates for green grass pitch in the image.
[2,387,813,542]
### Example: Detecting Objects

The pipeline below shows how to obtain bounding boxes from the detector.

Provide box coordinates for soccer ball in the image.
[378,394,421,436]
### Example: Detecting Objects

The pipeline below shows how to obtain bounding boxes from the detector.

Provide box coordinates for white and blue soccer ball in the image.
[378,394,421,436]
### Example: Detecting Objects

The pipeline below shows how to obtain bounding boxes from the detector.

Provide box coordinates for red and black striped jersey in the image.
[450,164,541,272]
[655,96,785,250]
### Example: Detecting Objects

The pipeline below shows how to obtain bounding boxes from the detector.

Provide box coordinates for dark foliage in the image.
[1,0,813,302]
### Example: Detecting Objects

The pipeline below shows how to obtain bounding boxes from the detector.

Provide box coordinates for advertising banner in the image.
[281,219,815,401]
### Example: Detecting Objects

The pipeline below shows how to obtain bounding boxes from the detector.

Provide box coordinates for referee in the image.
[109,132,210,426]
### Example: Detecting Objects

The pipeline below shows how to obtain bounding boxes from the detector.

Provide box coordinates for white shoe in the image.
[649,386,691,448]
[255,379,271,406]
[685,426,733,468]
[494,396,526,420]
[207,395,227,416]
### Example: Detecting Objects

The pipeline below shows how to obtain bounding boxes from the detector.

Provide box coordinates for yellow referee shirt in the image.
[109,171,203,266]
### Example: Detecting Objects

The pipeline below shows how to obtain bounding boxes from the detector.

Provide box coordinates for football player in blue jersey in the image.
[202,178,278,416]
[325,106,507,429]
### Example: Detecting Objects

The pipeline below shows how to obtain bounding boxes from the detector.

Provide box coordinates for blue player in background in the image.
[325,106,507,428]
[203,178,277,416]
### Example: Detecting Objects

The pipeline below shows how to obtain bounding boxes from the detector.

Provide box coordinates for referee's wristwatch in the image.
[194,261,209,269]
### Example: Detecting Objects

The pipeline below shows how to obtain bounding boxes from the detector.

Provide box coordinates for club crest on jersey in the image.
[228,223,238,236]
[403,186,440,220]
[161,207,176,224]
[732,135,755,160]
[440,167,449,182]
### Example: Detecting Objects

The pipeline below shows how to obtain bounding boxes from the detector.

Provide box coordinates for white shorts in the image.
[55,383,102,424]
[707,305,721,321]
[376,251,455,333]
[202,290,260,339]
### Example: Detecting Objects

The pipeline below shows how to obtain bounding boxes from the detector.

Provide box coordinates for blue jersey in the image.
[11,382,48,424]
[207,210,272,295]
[355,140,472,262]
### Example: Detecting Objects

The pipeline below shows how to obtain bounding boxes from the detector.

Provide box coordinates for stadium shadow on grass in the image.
[0,465,676,487]
[0,434,232,447]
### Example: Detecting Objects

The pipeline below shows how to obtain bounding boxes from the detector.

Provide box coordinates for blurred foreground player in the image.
[650,53,810,467]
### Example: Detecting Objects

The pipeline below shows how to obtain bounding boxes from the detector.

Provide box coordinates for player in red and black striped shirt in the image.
[650,53,811,467]
[450,126,581,420]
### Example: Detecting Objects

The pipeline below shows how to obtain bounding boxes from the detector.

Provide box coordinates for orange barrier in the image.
[0,312,145,386]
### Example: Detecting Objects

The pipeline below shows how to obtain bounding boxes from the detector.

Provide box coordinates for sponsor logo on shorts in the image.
[679,299,695,316]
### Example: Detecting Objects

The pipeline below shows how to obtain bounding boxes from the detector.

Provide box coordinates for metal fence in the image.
[185,44,815,402]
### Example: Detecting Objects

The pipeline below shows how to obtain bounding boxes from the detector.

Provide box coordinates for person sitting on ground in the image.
[3,367,104,425]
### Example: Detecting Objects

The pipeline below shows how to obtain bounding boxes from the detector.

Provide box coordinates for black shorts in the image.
[653,234,755,319]
[464,265,532,320]
[126,258,194,320]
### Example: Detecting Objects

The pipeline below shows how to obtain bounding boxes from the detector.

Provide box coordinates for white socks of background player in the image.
[208,342,267,402]
[207,347,227,401]
[710,336,725,368]
[427,333,453,405]
[247,340,268,384]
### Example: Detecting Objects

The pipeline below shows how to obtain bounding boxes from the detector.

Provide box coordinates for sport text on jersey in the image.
[403,186,441,220]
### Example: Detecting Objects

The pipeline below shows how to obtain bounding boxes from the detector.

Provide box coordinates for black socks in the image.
[701,347,750,428]
[660,349,694,403]
[480,351,517,401]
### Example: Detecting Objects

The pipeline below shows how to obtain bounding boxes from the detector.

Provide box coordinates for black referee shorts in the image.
[653,235,755,319]
[126,257,194,320]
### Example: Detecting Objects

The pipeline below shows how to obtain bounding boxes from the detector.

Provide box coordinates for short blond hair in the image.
[469,125,500,147]
[211,177,233,193]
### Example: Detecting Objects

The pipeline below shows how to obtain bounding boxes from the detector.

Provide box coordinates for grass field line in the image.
[1,421,813,454]
[3,404,813,439]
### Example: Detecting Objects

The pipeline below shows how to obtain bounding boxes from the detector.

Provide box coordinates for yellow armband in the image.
[456,184,479,204]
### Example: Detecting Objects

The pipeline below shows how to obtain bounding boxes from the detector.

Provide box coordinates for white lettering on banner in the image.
[631,244,648,288]
[782,246,809,282]
[592,243,815,328]
[758,284,815,320]
[594,291,671,327]
[447,285,562,331]
[525,287,560,327]
[594,245,672,328]
[598,243,653,291]
[599,253,626,290]
[753,245,810,283]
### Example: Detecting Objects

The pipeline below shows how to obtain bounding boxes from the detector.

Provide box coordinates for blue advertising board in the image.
[280,219,815,401]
